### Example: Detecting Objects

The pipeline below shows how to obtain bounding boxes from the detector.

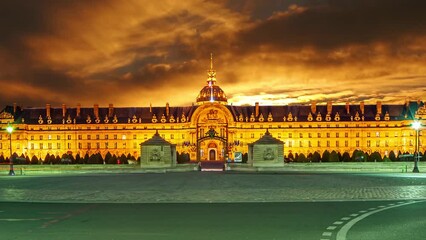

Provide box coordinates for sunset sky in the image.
[1,0,425,108]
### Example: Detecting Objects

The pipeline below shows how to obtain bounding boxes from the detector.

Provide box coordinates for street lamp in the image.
[6,124,15,176]
[412,121,421,173]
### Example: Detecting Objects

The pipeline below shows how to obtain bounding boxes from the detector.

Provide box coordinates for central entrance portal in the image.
[209,149,216,161]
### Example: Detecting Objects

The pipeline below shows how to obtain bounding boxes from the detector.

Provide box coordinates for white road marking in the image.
[336,201,425,240]
[368,208,376,210]
[327,226,337,230]
[358,210,367,213]
[333,221,344,225]
[349,213,359,217]
[322,232,332,237]
[0,218,41,222]
[341,217,351,220]
[378,205,386,208]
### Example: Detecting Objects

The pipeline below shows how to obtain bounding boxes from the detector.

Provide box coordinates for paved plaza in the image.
[1,172,425,203]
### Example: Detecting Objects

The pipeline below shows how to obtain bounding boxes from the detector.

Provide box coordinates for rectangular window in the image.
[317,133,321,138]
[48,143,52,149]
[376,140,380,147]
[317,141,321,147]
[288,141,292,147]
[367,140,371,147]
[171,134,174,139]
[57,135,61,140]
[385,132,389,137]
[40,143,43,149]
[345,132,348,138]
[48,135,52,140]
[68,143,71,149]
[336,133,339,138]
[345,141,348,147]
[0,143,2,149]
[376,132,380,137]
[114,142,118,149]
[105,142,109,149]
[336,141,339,147]
[356,132,360,137]
[385,141,389,147]
[367,132,371,137]
[299,141,303,147]
[240,133,243,138]
[39,135,43,140]
[326,133,330,138]
[87,135,91,140]
[308,133,312,138]
[105,135,109,140]
[78,143,82,149]
[31,143,34,150]
[308,141,312,147]
[133,134,137,140]
[299,133,303,138]
[78,135,82,140]
[31,136,34,141]
[68,135,71,140]
[133,142,137,149]
[96,143,100,149]
[114,134,118,140]
[251,133,254,138]
[277,133,281,138]
[327,141,330,147]
[87,143,91,149]
[96,135,100,140]
[289,133,293,138]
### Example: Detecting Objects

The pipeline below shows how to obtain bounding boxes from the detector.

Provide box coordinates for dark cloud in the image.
[237,0,426,51]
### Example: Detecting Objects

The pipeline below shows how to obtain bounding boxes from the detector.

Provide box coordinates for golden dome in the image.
[196,54,228,104]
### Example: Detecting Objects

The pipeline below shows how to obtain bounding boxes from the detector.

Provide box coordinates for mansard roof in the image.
[1,101,423,124]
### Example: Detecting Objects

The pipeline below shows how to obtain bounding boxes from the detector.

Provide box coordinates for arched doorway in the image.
[208,142,217,161]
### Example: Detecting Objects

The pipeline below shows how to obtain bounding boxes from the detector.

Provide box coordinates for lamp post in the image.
[412,121,421,173]
[6,124,15,176]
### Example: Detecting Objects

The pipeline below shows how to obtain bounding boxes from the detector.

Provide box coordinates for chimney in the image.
[345,101,350,114]
[77,103,81,117]
[149,103,152,113]
[108,104,114,117]
[166,102,170,116]
[360,101,365,115]
[376,101,382,115]
[311,101,317,114]
[94,104,99,119]
[62,104,66,117]
[255,102,259,117]
[327,101,332,114]
[13,103,17,114]
[46,103,51,118]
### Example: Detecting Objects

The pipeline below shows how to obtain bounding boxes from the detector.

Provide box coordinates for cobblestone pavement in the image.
[0,172,425,203]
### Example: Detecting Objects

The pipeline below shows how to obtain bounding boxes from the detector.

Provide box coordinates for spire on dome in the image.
[207,53,216,85]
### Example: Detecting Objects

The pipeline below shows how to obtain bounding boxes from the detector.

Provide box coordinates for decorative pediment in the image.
[415,105,426,119]
[0,111,13,119]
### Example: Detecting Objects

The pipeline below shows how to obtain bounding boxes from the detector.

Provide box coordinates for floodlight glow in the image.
[6,125,13,134]
[412,121,421,130]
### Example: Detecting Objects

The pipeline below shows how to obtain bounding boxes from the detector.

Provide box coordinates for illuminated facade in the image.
[1,56,425,162]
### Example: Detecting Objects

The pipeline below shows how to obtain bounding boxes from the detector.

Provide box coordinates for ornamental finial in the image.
[210,53,213,70]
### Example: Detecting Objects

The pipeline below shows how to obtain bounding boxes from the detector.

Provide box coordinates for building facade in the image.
[1,58,425,162]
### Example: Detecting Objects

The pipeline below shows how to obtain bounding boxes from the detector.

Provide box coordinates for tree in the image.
[312,152,321,162]
[105,152,113,164]
[296,153,307,162]
[322,150,330,162]
[0,155,4,163]
[368,151,382,162]
[287,152,294,161]
[307,153,313,162]
[31,155,39,164]
[329,151,339,162]
[352,150,367,162]
[389,151,397,162]
[84,153,90,164]
[422,151,426,162]
[342,152,351,162]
